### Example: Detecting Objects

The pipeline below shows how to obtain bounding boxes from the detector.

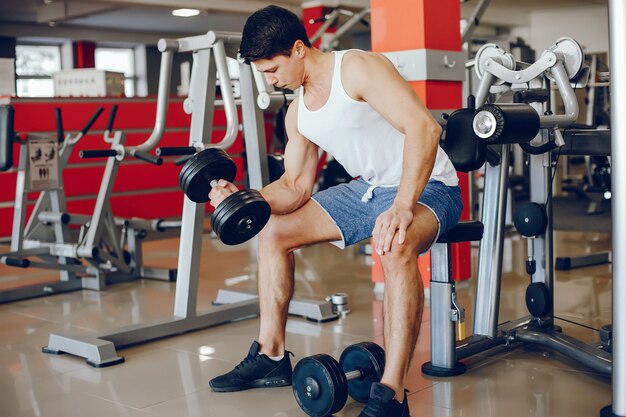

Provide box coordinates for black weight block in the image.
[339,342,385,403]
[514,202,547,238]
[292,354,348,417]
[211,191,260,237]
[179,149,208,189]
[180,148,237,203]
[213,190,270,245]
[181,148,235,196]
[526,282,551,318]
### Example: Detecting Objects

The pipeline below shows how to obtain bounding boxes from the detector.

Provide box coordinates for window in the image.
[95,47,135,97]
[15,45,61,97]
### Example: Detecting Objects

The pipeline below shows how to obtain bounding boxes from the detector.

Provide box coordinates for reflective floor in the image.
[0,228,614,417]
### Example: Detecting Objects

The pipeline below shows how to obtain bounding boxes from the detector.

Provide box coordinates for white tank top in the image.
[297,50,458,188]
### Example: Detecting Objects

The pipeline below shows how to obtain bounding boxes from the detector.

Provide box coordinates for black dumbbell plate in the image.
[212,189,270,245]
[211,190,259,237]
[292,354,348,417]
[339,342,385,403]
[181,148,237,203]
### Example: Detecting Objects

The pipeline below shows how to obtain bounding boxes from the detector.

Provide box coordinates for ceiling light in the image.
[172,8,201,17]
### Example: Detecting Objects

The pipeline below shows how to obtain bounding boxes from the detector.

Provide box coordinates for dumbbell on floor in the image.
[178,148,271,245]
[292,342,385,417]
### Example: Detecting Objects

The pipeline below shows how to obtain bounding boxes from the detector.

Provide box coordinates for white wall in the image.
[527,6,609,54]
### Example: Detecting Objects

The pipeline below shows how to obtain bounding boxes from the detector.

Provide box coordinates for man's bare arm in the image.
[343,51,442,252]
[261,98,320,215]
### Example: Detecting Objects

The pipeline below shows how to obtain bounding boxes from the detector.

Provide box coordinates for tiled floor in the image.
[0,228,614,417]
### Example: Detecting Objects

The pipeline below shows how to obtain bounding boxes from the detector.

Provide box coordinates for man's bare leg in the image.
[256,199,342,356]
[378,205,438,401]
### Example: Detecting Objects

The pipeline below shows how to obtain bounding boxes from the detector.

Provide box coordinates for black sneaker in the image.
[209,341,293,392]
[358,382,411,417]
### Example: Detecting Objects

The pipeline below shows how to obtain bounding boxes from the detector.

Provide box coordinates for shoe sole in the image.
[210,377,292,392]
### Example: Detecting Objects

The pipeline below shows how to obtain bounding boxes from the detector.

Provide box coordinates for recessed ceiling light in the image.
[172,8,201,17]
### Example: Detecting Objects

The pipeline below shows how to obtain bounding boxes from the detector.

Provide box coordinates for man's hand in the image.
[208,179,239,208]
[372,204,414,255]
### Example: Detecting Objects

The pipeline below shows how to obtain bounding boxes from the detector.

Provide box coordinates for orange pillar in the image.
[370,0,471,287]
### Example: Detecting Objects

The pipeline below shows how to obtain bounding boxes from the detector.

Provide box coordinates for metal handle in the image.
[134,151,163,165]
[156,146,197,156]
[80,149,118,158]
[106,105,118,132]
[81,107,104,135]
[127,45,175,154]
[212,39,239,150]
[55,107,65,142]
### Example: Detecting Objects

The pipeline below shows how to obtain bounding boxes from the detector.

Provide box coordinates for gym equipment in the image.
[423,38,618,389]
[0,104,178,302]
[605,2,625,414]
[472,103,540,144]
[179,147,271,245]
[292,342,384,417]
[308,7,370,52]
[44,30,343,368]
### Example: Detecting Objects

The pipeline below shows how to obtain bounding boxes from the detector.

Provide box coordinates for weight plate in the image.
[182,149,237,203]
[184,158,214,203]
[211,191,258,236]
[319,354,348,415]
[211,190,264,236]
[179,148,214,190]
[214,193,265,243]
[292,354,347,417]
[180,148,224,191]
[214,191,270,245]
[339,342,385,403]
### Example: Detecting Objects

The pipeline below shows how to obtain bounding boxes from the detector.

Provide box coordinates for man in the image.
[208,5,462,417]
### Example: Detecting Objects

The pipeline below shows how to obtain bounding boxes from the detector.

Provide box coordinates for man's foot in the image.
[209,341,293,392]
[358,382,410,417]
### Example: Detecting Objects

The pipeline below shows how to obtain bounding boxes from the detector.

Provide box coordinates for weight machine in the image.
[0,103,177,303]
[423,26,625,415]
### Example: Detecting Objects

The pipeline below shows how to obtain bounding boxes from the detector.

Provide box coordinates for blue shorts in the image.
[311,178,463,249]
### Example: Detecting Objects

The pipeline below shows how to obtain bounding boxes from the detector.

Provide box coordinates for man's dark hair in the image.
[239,5,312,63]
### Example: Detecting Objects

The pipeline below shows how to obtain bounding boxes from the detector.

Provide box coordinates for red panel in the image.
[110,191,184,219]
[11,99,190,133]
[0,172,17,202]
[0,207,11,237]
[62,165,106,196]
[113,163,182,193]
[0,205,34,238]
[65,199,97,216]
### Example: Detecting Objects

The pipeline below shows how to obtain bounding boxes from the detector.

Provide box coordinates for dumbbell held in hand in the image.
[292,342,385,417]
[179,148,271,245]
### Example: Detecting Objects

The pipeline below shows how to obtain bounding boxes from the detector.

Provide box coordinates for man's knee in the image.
[379,233,434,272]
[258,215,288,250]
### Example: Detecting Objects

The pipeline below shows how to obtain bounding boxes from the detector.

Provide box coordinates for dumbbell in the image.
[292,342,385,417]
[178,148,271,245]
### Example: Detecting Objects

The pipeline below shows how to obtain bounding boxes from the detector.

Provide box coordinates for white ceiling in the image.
[0,0,609,43]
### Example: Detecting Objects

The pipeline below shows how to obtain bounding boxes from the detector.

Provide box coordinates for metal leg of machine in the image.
[602,1,626,415]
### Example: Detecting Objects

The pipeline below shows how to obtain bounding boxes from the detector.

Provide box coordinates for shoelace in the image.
[234,354,260,370]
